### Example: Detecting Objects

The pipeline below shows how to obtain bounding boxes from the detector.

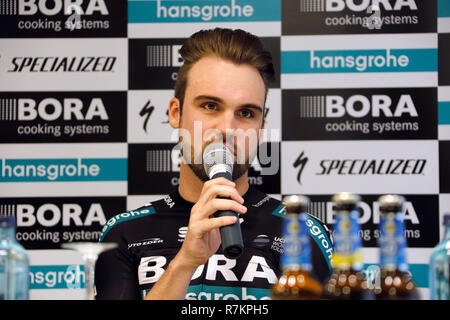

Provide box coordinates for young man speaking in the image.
[95,28,332,300]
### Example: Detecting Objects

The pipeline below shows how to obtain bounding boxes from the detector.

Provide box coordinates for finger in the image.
[197,216,238,235]
[203,198,247,217]
[191,198,246,222]
[205,185,244,204]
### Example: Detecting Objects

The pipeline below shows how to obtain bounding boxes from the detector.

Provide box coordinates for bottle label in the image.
[281,214,311,270]
[332,210,362,270]
[379,213,408,271]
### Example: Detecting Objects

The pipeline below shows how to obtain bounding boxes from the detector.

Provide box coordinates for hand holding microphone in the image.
[203,143,244,259]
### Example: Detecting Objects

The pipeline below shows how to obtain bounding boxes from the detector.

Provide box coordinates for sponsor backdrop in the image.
[0,0,448,300]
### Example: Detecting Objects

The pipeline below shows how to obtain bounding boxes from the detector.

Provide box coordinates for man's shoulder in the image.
[244,187,285,218]
[98,196,171,242]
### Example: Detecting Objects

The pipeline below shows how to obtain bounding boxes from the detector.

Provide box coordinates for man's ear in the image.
[168,97,181,129]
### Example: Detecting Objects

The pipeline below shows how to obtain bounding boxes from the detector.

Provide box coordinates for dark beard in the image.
[188,162,251,182]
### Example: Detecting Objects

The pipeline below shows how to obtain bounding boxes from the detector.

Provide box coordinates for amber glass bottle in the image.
[322,192,374,300]
[271,195,322,299]
[375,194,419,300]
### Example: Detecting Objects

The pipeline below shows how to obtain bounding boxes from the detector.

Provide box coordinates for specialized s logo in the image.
[139,99,155,133]
[293,151,308,185]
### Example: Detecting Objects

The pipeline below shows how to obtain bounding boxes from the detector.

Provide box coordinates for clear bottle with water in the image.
[429,214,450,300]
[0,216,30,300]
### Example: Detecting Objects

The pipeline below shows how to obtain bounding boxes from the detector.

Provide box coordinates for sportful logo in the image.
[128,0,280,23]
[0,158,127,182]
[282,48,437,74]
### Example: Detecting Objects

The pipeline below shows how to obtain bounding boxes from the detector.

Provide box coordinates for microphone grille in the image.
[203,143,233,178]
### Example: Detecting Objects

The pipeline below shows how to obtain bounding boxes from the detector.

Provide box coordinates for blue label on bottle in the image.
[379,213,408,271]
[281,214,311,270]
[333,210,361,254]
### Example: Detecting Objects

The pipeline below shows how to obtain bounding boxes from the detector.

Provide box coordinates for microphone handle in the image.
[211,171,244,259]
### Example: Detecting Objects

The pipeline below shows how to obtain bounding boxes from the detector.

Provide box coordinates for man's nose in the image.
[216,110,237,135]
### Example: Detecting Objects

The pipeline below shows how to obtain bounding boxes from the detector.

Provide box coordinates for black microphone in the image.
[203,143,244,259]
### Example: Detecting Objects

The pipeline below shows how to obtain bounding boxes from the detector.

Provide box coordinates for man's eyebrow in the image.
[194,95,223,103]
[194,95,263,113]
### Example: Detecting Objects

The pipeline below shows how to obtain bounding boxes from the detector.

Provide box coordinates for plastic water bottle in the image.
[0,216,30,300]
[429,213,450,300]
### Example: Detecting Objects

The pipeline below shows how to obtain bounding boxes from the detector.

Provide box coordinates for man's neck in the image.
[178,162,250,203]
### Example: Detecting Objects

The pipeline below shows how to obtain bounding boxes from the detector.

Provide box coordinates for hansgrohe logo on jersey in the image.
[282,48,437,74]
[0,158,127,182]
[129,0,280,23]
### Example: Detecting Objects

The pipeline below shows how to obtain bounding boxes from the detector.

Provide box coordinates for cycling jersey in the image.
[95,186,333,300]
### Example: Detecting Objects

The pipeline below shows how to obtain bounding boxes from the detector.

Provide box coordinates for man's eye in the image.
[203,103,217,111]
[238,109,254,118]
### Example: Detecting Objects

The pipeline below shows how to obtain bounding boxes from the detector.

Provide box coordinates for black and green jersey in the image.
[95,186,333,300]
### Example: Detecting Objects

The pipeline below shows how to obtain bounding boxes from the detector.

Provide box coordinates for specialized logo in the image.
[282,140,438,195]
[293,151,308,185]
[8,56,116,72]
[139,100,155,133]
[282,88,436,140]
[0,92,126,142]
[303,155,427,179]
[0,0,126,37]
[283,0,436,35]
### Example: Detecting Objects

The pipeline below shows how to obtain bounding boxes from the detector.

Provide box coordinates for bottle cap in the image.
[282,195,310,214]
[443,213,450,226]
[0,216,16,228]
[331,192,361,211]
[378,194,405,213]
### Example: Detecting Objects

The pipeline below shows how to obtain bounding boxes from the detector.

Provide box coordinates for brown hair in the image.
[174,28,275,111]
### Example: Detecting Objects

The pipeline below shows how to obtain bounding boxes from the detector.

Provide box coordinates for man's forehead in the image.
[184,56,266,104]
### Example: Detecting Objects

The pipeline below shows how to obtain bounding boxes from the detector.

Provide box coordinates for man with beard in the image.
[95,28,333,300]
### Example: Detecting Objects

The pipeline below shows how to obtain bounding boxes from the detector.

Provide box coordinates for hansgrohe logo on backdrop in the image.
[0,158,127,182]
[128,0,280,23]
[29,265,86,289]
[282,48,437,74]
